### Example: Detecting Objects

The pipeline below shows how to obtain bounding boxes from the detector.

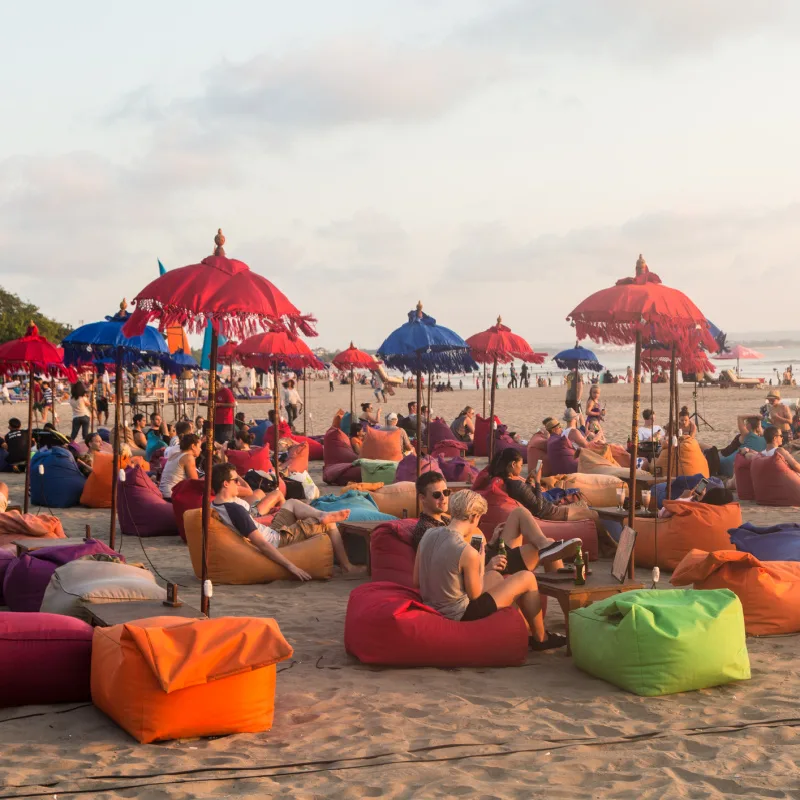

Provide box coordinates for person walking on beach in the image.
[283,379,302,430]
[328,368,335,392]
[68,381,91,442]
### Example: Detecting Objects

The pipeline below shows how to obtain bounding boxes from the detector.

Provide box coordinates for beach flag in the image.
[200,324,227,371]
[158,259,191,354]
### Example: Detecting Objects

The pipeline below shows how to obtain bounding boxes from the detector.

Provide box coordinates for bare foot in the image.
[320,509,351,524]
[342,563,368,575]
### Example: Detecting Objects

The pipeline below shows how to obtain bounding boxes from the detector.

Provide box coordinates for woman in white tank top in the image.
[159,434,201,499]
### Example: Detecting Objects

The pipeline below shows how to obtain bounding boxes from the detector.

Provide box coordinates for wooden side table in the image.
[537,572,645,655]
[339,520,383,575]
[83,600,206,627]
[13,537,89,556]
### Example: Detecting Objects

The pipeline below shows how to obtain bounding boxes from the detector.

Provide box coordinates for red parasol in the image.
[235,330,324,477]
[567,254,715,577]
[642,347,715,376]
[123,230,317,615]
[0,324,75,512]
[332,343,378,420]
[466,317,544,462]
[217,341,240,360]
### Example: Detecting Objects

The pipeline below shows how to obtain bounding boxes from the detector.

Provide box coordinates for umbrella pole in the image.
[482,363,487,416]
[200,331,219,617]
[23,363,34,514]
[109,347,123,548]
[426,370,432,454]
[350,367,355,422]
[415,368,422,516]
[90,382,95,434]
[273,362,280,479]
[489,358,498,465]
[665,344,677,522]
[302,368,307,436]
[626,331,642,580]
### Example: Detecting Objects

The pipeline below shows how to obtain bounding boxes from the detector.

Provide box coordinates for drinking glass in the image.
[616,487,625,510]
[641,489,651,512]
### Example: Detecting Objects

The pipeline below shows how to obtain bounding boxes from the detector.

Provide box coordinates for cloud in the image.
[465,0,798,62]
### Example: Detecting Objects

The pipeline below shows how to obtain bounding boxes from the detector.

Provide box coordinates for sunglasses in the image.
[430,489,452,500]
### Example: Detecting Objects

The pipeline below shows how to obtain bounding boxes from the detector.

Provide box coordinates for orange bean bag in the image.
[750,454,800,506]
[283,441,309,474]
[91,616,293,743]
[0,511,65,551]
[554,473,625,507]
[671,549,800,636]
[360,428,404,462]
[578,447,651,480]
[370,482,416,518]
[526,432,550,477]
[654,437,709,479]
[80,452,115,509]
[633,501,741,570]
[183,508,334,584]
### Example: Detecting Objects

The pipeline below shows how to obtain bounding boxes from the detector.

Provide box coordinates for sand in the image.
[1,378,799,799]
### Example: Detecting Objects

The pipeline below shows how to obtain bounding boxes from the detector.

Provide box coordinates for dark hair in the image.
[361,403,371,411]
[9,418,20,429]
[679,406,690,418]
[350,423,363,437]
[745,416,761,431]
[416,470,446,496]
[133,414,144,425]
[43,422,55,431]
[211,462,237,493]
[235,412,245,421]
[235,429,254,445]
[268,410,277,422]
[70,381,86,400]
[150,411,160,423]
[175,420,192,437]
[421,406,428,414]
[642,409,654,421]
[180,433,200,451]
[408,401,416,412]
[86,432,101,446]
[764,425,780,444]
[702,487,734,506]
[489,447,523,479]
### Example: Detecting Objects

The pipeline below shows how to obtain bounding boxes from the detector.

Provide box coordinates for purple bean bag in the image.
[438,457,480,483]
[3,540,121,612]
[0,612,93,707]
[431,439,469,460]
[395,454,439,483]
[322,427,362,486]
[729,523,800,562]
[547,433,579,474]
[117,465,179,537]
[493,432,528,463]
[0,550,13,604]
[426,418,456,450]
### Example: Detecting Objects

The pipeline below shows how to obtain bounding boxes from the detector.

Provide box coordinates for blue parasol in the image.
[61,301,171,546]
[553,345,602,372]
[166,348,199,374]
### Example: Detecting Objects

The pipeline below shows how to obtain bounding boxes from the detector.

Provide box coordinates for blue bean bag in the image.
[30,448,86,508]
[311,490,396,522]
[653,474,723,509]
[252,419,271,448]
[729,523,800,562]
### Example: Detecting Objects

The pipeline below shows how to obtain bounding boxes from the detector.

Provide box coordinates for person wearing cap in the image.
[766,389,792,445]
[380,411,413,454]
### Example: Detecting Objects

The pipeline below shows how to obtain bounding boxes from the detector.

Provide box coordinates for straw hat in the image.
[767,389,781,400]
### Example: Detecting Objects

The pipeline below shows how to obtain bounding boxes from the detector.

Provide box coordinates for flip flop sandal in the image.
[529,631,568,651]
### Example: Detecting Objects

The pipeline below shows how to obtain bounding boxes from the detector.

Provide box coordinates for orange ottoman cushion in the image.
[360,428,404,462]
[91,616,292,743]
[80,452,115,509]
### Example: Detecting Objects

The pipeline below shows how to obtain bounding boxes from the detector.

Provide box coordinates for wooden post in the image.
[23,363,34,514]
[302,368,307,436]
[488,357,498,465]
[415,368,422,516]
[626,331,642,579]
[665,343,677,518]
[482,363,487,416]
[426,370,432,454]
[109,346,123,548]
[273,362,280,480]
[200,330,219,616]
[350,367,355,422]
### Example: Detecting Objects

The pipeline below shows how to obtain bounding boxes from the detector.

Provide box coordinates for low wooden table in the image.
[339,520,384,575]
[537,571,645,655]
[84,600,206,627]
[7,503,21,513]
[13,537,89,556]
[446,482,471,490]
[591,506,658,524]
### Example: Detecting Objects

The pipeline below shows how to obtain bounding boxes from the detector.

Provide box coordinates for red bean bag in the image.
[370,520,417,586]
[431,439,468,460]
[526,432,551,477]
[672,549,800,636]
[547,434,578,474]
[170,479,206,543]
[3,539,121,612]
[225,445,272,475]
[290,434,323,461]
[360,428,404,462]
[345,581,528,668]
[476,477,598,559]
[426,418,457,450]
[473,415,499,458]
[734,454,755,502]
[117,465,179,537]
[751,454,800,506]
[0,612,93,707]
[323,427,361,486]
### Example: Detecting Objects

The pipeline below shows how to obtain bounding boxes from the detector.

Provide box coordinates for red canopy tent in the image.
[567,255,715,576]
[332,343,378,421]
[236,330,324,478]
[124,229,316,614]
[0,324,75,512]
[466,317,545,463]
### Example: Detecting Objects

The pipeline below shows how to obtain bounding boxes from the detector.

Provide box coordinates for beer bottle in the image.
[497,538,507,558]
[574,545,586,586]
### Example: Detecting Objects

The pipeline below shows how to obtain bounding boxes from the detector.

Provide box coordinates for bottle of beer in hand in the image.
[497,538,507,559]
[574,545,586,586]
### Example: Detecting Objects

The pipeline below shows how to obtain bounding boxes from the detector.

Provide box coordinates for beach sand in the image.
[1,379,799,799]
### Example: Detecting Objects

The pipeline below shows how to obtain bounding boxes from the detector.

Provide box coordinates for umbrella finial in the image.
[214,228,226,257]
[349,341,355,349]
[496,315,502,326]
[119,298,128,313]
[636,253,647,276]
[416,301,423,319]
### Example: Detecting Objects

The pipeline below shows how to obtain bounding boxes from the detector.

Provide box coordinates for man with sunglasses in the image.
[411,472,452,550]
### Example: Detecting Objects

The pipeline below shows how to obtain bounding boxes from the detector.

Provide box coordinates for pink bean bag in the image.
[734,453,755,502]
[345,581,528,668]
[3,539,121,612]
[751,454,800,506]
[225,445,272,475]
[370,520,417,586]
[526,432,551,477]
[118,465,179,537]
[394,454,439,483]
[323,427,362,486]
[547,434,578,474]
[0,612,93,707]
[170,479,206,543]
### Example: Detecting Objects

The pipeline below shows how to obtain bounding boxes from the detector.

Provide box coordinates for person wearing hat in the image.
[766,389,792,445]
[543,417,579,474]
[380,411,413,454]
[562,407,590,450]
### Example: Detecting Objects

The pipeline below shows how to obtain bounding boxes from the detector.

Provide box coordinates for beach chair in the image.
[719,369,763,389]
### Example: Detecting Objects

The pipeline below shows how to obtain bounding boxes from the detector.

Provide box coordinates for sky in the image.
[2,0,800,350]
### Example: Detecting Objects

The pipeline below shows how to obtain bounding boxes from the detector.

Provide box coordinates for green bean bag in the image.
[570,589,750,696]
[356,458,398,485]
